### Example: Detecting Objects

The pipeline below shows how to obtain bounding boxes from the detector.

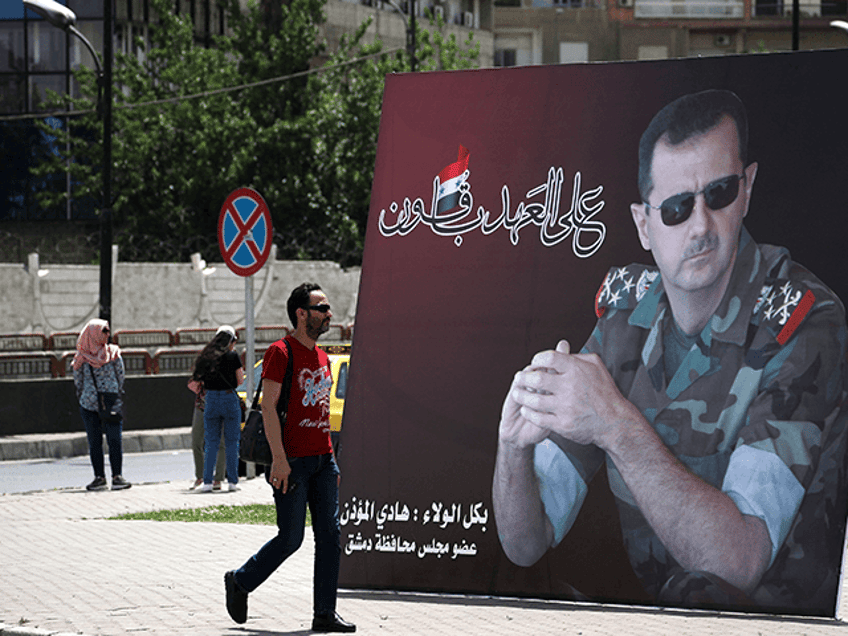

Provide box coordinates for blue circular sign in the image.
[218,188,273,277]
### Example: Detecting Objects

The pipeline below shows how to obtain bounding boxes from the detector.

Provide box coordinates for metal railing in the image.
[0,325,355,379]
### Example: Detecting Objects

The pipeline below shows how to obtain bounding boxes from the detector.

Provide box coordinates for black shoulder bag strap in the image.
[86,362,101,393]
[249,339,294,424]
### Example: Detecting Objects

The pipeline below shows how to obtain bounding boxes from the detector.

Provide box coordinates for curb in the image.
[0,624,92,636]
[0,427,192,461]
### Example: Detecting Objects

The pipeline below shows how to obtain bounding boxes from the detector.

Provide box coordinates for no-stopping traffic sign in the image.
[218,187,273,277]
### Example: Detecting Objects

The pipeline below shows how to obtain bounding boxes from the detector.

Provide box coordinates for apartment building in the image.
[493,0,848,65]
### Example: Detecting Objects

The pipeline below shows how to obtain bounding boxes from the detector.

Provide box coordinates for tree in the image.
[31,0,479,265]
[304,11,479,257]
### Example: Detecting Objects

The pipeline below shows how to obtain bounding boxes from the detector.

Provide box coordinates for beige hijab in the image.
[72,319,120,370]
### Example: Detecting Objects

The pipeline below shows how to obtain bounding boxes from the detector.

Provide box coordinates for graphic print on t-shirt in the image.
[297,367,332,431]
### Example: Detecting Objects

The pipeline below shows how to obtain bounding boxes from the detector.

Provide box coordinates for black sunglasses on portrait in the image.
[644,172,746,227]
[307,304,331,313]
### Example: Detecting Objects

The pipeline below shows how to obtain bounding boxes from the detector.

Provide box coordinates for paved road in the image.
[0,449,195,495]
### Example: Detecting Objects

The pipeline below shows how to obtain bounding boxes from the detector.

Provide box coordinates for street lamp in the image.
[383,0,417,72]
[831,20,848,35]
[23,0,113,323]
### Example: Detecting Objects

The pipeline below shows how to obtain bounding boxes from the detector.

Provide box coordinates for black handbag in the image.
[87,363,122,424]
[240,340,293,466]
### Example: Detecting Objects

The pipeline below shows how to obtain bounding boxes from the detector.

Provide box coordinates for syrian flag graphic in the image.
[435,145,470,215]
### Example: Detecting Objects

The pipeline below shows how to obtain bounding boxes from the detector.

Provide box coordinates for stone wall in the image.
[0,247,361,336]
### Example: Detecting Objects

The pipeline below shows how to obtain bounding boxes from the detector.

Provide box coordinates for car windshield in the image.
[335,361,348,399]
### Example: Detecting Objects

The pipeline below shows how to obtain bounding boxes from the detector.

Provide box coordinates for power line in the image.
[0,47,404,123]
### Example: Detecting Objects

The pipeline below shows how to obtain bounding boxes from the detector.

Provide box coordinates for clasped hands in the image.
[499,340,631,451]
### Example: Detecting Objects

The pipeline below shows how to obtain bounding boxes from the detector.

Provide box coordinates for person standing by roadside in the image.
[224,283,355,633]
[187,378,226,491]
[191,325,244,493]
[73,318,131,491]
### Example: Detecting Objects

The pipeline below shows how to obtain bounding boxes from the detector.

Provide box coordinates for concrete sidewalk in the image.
[2,477,848,636]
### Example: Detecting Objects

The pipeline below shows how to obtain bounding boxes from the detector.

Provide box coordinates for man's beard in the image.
[306,316,330,340]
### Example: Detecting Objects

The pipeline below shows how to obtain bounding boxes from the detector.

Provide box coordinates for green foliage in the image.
[111,502,312,526]
[306,11,479,241]
[31,0,479,265]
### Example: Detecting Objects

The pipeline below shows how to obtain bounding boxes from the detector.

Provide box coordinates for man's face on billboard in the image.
[631,116,758,306]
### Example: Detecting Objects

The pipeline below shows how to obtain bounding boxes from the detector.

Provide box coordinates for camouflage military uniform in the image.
[535,228,848,614]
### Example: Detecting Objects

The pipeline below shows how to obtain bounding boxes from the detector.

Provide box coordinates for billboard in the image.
[338,49,848,617]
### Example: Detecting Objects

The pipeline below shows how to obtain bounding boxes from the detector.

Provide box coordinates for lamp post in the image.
[23,0,113,323]
[831,20,848,35]
[383,0,417,71]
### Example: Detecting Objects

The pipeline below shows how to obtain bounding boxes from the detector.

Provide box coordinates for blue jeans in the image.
[80,406,123,478]
[233,453,341,616]
[203,390,241,485]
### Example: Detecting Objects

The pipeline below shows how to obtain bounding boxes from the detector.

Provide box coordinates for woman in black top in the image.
[192,325,244,492]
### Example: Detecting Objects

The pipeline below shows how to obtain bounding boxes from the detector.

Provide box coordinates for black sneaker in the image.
[112,476,132,490]
[312,612,356,633]
[86,476,108,491]
[224,570,248,624]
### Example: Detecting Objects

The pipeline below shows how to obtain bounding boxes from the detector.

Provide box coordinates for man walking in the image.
[225,283,355,633]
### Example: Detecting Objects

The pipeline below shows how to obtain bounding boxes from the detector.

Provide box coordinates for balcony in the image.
[753,0,846,15]
[634,0,744,17]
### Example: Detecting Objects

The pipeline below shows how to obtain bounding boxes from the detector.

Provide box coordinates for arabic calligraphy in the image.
[378,167,607,257]
[340,496,490,560]
[344,533,480,560]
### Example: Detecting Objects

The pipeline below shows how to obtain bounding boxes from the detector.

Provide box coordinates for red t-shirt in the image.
[262,335,333,458]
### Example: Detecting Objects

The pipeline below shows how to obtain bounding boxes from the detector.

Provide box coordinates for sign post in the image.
[218,187,273,477]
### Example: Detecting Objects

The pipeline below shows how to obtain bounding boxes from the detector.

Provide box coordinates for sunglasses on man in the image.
[308,304,331,313]
[644,172,746,227]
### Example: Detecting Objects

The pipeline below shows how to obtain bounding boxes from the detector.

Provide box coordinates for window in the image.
[559,41,588,63]
[132,24,148,61]
[116,0,130,21]
[70,20,102,71]
[637,45,668,60]
[494,32,536,65]
[196,0,207,36]
[494,48,517,66]
[68,0,104,19]
[210,0,225,35]
[133,0,147,22]
[0,23,25,72]
[28,22,67,72]
[0,75,26,113]
[822,0,846,13]
[29,74,66,110]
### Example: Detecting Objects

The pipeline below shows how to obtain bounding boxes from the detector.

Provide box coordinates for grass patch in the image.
[111,504,311,526]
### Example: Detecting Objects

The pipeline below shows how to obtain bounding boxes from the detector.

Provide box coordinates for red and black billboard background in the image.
[337,49,848,617]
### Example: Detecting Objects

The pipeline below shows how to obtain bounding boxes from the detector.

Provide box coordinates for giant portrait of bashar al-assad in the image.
[492,89,848,613]
[337,49,848,618]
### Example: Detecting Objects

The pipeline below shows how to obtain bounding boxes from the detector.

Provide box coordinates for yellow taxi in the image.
[325,344,349,434]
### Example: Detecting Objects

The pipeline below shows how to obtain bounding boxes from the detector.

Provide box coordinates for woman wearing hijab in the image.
[73,318,131,491]
[191,325,244,492]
